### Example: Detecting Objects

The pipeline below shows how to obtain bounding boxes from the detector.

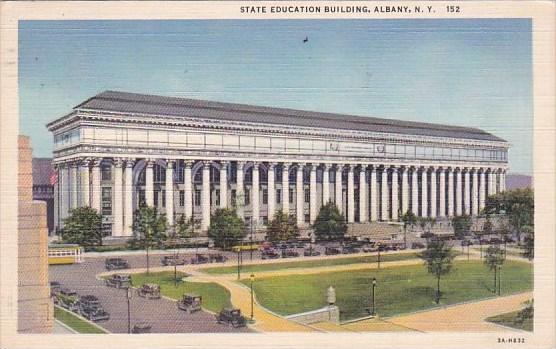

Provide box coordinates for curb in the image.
[54,305,109,333]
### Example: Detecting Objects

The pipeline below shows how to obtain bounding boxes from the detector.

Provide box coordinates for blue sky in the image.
[19,19,532,174]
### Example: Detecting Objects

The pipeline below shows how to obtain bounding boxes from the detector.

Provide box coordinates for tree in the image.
[174,214,198,241]
[484,188,533,245]
[61,207,104,247]
[418,238,456,304]
[452,215,472,240]
[208,208,246,249]
[484,244,505,294]
[482,216,494,236]
[266,210,299,242]
[312,202,348,241]
[131,205,168,274]
[401,210,418,248]
[522,225,534,260]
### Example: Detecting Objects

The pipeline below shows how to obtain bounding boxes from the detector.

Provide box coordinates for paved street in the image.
[49,254,251,333]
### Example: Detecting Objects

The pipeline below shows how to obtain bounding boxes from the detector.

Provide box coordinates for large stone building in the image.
[47,91,509,237]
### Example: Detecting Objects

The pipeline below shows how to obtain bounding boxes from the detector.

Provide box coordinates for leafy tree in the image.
[484,244,505,294]
[401,210,418,248]
[482,216,494,236]
[131,205,168,274]
[266,210,299,242]
[452,215,472,240]
[522,225,534,260]
[61,207,104,247]
[208,208,246,249]
[484,188,533,244]
[418,238,456,304]
[312,202,347,241]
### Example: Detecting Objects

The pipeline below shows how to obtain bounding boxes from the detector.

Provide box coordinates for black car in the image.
[281,249,300,258]
[216,308,247,328]
[105,274,132,289]
[341,246,360,254]
[303,249,321,257]
[78,295,110,321]
[161,255,187,266]
[50,281,61,296]
[105,258,130,270]
[190,254,209,264]
[209,254,228,263]
[325,247,341,255]
[132,322,152,334]
[261,249,280,260]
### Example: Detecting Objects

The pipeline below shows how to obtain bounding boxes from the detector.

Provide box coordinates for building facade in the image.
[47,91,509,237]
[32,158,55,235]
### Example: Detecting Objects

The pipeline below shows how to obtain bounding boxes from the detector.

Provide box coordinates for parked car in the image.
[295,242,307,248]
[362,245,377,253]
[105,274,132,289]
[303,249,321,256]
[177,293,202,313]
[411,242,425,249]
[281,249,300,258]
[131,322,152,334]
[105,258,129,270]
[209,254,228,263]
[216,307,247,328]
[161,255,186,266]
[261,249,280,260]
[137,283,161,299]
[56,288,80,312]
[190,254,209,264]
[325,247,341,255]
[50,281,61,297]
[341,246,360,254]
[78,295,110,321]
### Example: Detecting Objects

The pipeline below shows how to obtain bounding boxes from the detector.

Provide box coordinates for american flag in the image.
[50,171,58,186]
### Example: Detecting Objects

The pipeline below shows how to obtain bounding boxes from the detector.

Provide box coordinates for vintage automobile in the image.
[411,242,426,249]
[177,293,202,313]
[216,307,247,328]
[56,288,80,312]
[131,322,152,334]
[137,283,161,299]
[105,257,130,270]
[341,246,360,254]
[105,274,132,289]
[50,281,61,297]
[303,249,321,257]
[261,249,280,260]
[208,254,228,263]
[295,242,307,248]
[362,245,378,253]
[324,247,341,255]
[190,254,210,264]
[281,249,300,258]
[78,295,110,321]
[161,255,187,266]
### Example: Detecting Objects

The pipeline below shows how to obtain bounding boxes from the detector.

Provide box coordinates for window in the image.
[276,189,282,204]
[262,216,268,225]
[194,190,201,206]
[161,190,166,207]
[289,188,294,204]
[304,188,310,203]
[245,189,251,205]
[101,187,112,215]
[262,189,268,204]
[215,189,220,206]
[304,214,310,223]
[231,190,237,206]
[179,190,185,206]
[138,190,145,206]
[154,164,165,183]
[101,165,111,181]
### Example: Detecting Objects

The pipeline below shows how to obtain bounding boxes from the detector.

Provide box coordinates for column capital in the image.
[251,161,260,168]
[202,161,211,169]
[345,164,354,171]
[91,157,102,167]
[184,160,194,168]
[80,157,92,167]
[114,158,124,167]
[145,158,155,168]
[236,160,246,168]
[320,163,328,170]
[267,161,278,168]
[166,159,175,169]
[220,160,230,168]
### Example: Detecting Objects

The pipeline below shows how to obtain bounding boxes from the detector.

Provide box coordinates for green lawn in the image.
[487,309,533,331]
[201,252,420,275]
[130,271,231,313]
[54,306,107,334]
[242,260,533,321]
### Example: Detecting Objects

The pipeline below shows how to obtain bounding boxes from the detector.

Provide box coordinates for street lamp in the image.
[371,277,377,316]
[250,273,255,320]
[126,287,132,334]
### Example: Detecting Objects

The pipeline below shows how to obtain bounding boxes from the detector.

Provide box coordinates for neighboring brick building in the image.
[32,158,55,235]
[18,135,53,333]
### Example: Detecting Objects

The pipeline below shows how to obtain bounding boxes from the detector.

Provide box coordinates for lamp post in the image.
[371,277,377,316]
[126,287,132,334]
[250,273,255,320]
[497,264,501,296]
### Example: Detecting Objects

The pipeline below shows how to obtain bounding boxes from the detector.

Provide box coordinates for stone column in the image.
[472,168,479,216]
[391,167,399,221]
[455,168,463,216]
[439,168,446,217]
[370,166,378,221]
[420,168,428,217]
[430,168,437,218]
[401,167,409,216]
[335,165,343,212]
[201,162,211,231]
[381,167,388,221]
[347,165,355,223]
[124,159,134,236]
[80,159,90,207]
[267,162,276,220]
[70,162,78,209]
[220,161,228,208]
[184,161,193,220]
[479,169,486,213]
[282,163,290,214]
[58,163,68,221]
[447,168,454,217]
[91,159,102,212]
[252,162,260,225]
[165,160,175,226]
[113,159,123,236]
[359,167,367,222]
[296,163,304,226]
[490,170,496,196]
[500,170,506,192]
[464,169,471,215]
[145,159,154,207]
[411,167,419,216]
[322,164,330,205]
[309,164,317,223]
[54,165,60,231]
[236,161,245,218]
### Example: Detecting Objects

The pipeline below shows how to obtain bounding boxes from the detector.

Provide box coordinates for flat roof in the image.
[73,90,506,142]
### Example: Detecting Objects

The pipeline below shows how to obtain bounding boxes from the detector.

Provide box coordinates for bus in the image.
[48,244,84,265]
